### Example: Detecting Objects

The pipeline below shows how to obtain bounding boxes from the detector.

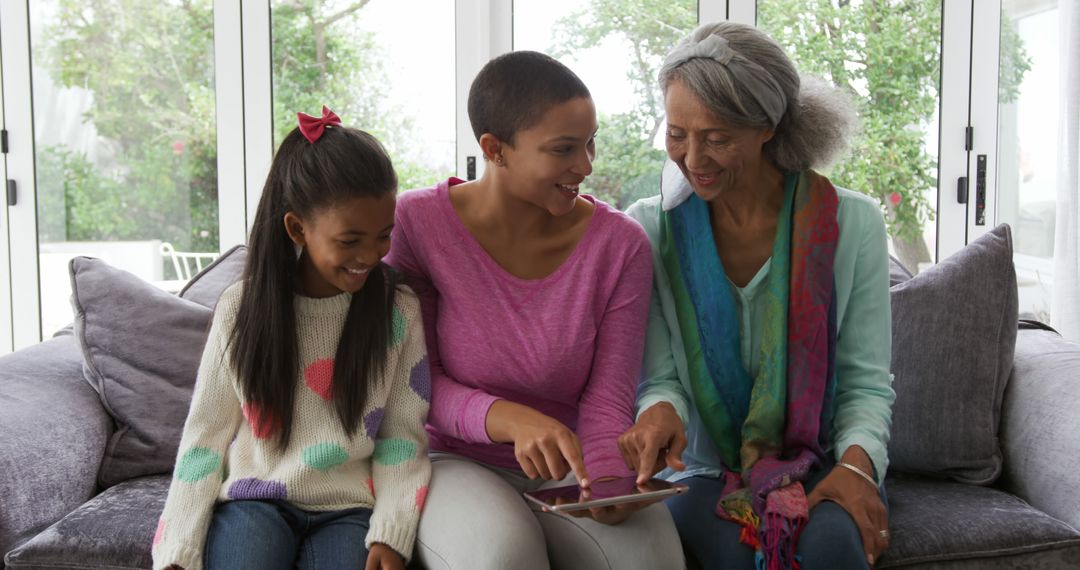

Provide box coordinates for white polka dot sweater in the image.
[151,281,431,570]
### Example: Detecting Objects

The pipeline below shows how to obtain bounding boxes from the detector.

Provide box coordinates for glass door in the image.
[995,0,1061,322]
[513,0,699,210]
[270,0,457,193]
[756,0,944,274]
[25,0,221,339]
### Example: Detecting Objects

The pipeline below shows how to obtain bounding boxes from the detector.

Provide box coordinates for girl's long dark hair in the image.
[230,126,399,450]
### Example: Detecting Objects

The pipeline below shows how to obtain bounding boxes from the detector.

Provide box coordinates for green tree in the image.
[42,0,218,256]
[556,0,1029,273]
[270,0,442,191]
[758,0,943,270]
[39,0,446,274]
[550,0,697,207]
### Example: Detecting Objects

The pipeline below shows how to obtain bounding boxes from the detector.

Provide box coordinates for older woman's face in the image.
[664,79,774,200]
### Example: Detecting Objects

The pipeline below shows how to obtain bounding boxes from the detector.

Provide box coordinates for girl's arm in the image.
[366,294,432,563]
[385,207,500,444]
[575,236,654,479]
[152,294,244,570]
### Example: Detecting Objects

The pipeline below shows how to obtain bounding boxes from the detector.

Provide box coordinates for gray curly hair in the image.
[659,21,857,172]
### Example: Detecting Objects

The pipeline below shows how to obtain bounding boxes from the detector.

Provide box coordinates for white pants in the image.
[414,452,686,570]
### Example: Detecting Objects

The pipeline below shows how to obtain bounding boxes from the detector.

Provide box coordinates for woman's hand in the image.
[807,446,889,567]
[486,400,591,485]
[365,543,406,570]
[618,402,688,483]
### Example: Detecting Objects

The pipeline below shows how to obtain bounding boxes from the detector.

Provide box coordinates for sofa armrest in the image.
[999,328,1080,530]
[0,336,112,555]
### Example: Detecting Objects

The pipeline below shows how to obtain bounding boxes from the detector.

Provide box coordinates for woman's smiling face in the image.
[664,79,774,200]
[498,96,598,216]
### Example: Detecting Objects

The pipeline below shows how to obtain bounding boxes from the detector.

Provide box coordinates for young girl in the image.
[152,107,431,570]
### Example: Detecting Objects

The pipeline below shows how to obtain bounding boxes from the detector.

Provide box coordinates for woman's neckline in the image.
[437,177,603,286]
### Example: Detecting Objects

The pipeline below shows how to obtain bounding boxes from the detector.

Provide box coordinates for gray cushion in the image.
[4,475,168,569]
[0,336,112,557]
[888,224,1018,484]
[178,244,247,308]
[1000,329,1080,532]
[70,257,213,488]
[889,254,914,286]
[878,475,1080,569]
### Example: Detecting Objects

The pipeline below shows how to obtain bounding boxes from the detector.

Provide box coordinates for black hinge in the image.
[964,126,973,151]
[1,130,8,154]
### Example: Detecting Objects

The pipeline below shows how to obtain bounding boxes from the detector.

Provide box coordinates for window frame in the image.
[0,0,1018,352]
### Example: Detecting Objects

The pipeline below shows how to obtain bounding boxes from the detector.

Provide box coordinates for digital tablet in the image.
[524,476,687,513]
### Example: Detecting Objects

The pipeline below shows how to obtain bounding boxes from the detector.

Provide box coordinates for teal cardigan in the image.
[626,187,896,484]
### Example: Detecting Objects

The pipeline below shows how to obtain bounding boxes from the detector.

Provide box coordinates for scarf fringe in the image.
[758,511,806,570]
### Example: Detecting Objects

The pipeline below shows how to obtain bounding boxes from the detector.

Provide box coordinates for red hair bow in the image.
[297,106,342,144]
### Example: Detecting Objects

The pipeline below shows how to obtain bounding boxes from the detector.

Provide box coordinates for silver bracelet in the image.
[837,461,878,488]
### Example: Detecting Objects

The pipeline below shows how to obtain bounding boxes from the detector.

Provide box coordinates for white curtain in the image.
[1052,0,1080,341]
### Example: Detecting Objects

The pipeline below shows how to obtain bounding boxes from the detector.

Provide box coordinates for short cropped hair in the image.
[467,51,591,146]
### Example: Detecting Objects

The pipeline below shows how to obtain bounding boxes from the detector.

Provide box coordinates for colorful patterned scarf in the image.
[660,171,839,570]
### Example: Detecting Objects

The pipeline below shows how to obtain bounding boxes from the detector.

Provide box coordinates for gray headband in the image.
[660,34,788,127]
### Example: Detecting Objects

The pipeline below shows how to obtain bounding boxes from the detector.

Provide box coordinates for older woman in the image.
[619,22,896,569]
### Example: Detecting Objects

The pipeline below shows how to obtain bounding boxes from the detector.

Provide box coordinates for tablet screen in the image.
[524,476,684,511]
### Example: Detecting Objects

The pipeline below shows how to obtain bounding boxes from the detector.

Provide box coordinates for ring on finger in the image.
[879,529,890,539]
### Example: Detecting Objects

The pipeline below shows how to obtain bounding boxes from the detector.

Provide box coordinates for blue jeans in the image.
[667,463,888,570]
[204,500,373,570]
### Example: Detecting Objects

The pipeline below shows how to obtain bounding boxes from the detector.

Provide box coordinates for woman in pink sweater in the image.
[386,51,683,569]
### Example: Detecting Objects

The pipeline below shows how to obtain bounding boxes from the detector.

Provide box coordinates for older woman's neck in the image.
[708,159,786,228]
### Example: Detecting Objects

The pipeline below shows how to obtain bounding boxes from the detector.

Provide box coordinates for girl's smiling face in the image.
[285,193,396,298]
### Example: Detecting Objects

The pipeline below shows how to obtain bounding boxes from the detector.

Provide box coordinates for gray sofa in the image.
[4,230,1080,569]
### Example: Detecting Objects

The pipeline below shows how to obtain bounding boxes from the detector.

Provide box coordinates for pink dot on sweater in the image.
[153,518,166,546]
[305,359,335,400]
[367,477,375,498]
[416,486,429,510]
[242,402,279,439]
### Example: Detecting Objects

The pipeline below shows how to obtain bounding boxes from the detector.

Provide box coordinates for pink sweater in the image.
[385,178,653,478]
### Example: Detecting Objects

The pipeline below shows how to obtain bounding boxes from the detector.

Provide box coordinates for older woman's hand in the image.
[618,402,688,484]
[807,446,889,567]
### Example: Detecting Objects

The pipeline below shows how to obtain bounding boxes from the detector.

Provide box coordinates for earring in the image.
[495,156,505,166]
[294,243,303,261]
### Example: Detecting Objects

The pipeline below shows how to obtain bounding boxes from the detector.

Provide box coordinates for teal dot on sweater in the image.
[176,447,221,483]
[390,306,406,347]
[302,442,349,471]
[374,438,417,466]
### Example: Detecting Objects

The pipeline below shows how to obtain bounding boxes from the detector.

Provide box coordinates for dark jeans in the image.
[204,500,374,570]
[667,462,888,570]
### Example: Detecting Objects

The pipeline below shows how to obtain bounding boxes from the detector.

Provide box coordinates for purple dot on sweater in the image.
[228,478,287,500]
[364,408,385,439]
[409,357,431,402]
